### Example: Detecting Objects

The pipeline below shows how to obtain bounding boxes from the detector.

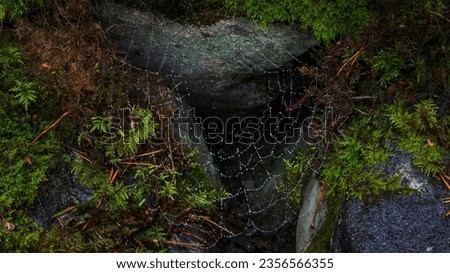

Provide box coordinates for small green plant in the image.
[322,103,399,201]
[0,44,22,68]
[409,56,426,84]
[281,145,318,205]
[159,180,179,201]
[65,109,230,252]
[85,107,157,163]
[0,0,44,21]
[388,99,446,176]
[371,50,406,87]
[10,80,38,111]
[0,41,44,111]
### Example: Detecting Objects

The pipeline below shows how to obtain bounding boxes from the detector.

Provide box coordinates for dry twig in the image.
[337,48,364,78]
[31,111,70,144]
[311,180,326,228]
[191,215,235,236]
[117,161,159,167]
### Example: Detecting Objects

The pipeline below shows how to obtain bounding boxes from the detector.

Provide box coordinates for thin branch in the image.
[104,24,117,33]
[353,107,369,116]
[109,168,120,184]
[61,143,93,163]
[311,180,326,228]
[352,96,372,100]
[132,237,147,250]
[127,149,164,159]
[191,215,235,236]
[32,111,70,144]
[337,48,363,78]
[153,239,202,249]
[430,10,450,24]
[117,161,160,167]
[439,174,450,191]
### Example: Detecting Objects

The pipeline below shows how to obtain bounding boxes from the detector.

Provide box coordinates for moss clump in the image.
[225,0,371,44]
[0,0,44,21]
[323,106,400,202]
[388,99,447,176]
[324,98,448,203]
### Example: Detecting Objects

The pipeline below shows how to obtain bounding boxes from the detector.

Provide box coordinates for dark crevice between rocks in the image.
[197,63,314,252]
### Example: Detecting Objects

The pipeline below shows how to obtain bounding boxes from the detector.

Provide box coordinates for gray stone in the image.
[97,3,316,115]
[296,174,327,252]
[31,158,92,229]
[331,149,450,253]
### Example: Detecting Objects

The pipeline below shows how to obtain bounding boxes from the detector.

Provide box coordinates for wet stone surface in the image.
[331,150,450,253]
[31,159,92,229]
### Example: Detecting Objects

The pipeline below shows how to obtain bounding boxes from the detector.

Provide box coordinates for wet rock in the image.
[31,158,92,229]
[97,3,316,115]
[331,149,450,252]
[296,174,327,252]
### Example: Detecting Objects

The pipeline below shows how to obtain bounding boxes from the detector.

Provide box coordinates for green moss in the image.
[0,0,44,21]
[32,110,230,252]
[323,106,400,202]
[0,36,62,252]
[224,0,371,44]
[280,145,318,206]
[388,99,447,176]
[324,98,448,203]
[370,49,406,87]
[0,37,59,212]
[305,208,338,253]
[0,211,43,252]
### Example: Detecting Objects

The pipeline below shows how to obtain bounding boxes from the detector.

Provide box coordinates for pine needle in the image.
[117,161,159,167]
[32,111,70,144]
[439,174,450,191]
[191,215,235,236]
[311,180,326,228]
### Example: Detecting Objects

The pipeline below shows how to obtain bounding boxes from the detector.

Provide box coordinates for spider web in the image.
[106,1,324,252]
